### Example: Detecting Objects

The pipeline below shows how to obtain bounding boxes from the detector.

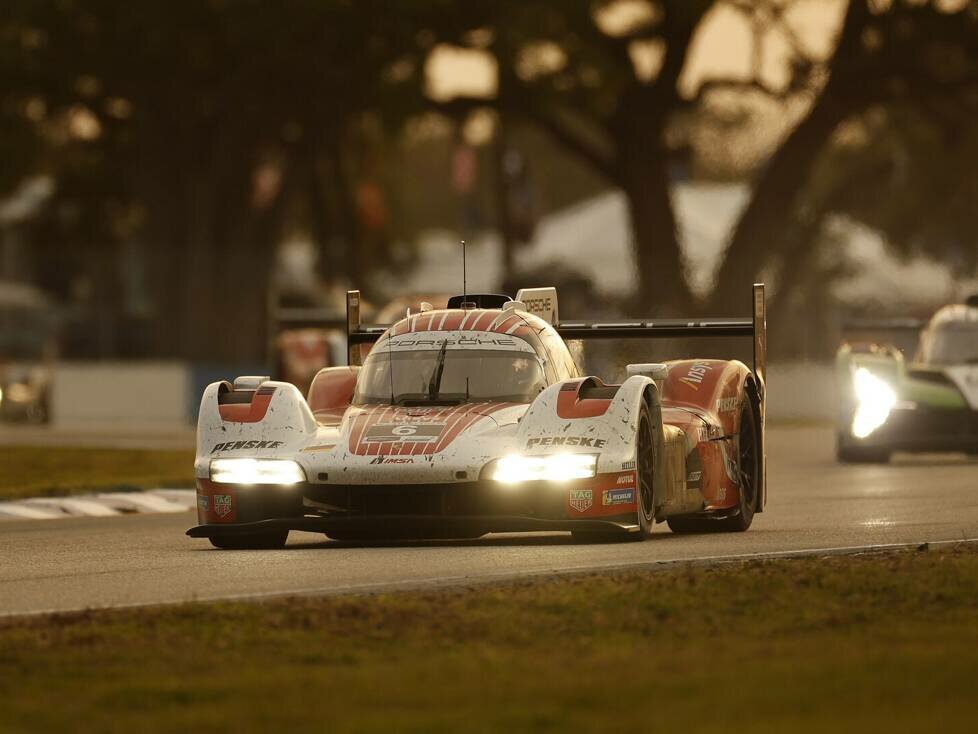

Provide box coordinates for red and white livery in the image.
[188,286,768,548]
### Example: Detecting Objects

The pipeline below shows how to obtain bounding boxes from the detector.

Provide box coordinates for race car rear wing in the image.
[346,283,767,387]
[554,283,767,389]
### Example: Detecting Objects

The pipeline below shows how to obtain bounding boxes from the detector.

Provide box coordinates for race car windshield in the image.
[354,348,546,405]
[918,326,978,365]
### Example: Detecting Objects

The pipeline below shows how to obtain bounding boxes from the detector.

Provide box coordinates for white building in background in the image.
[393,183,976,311]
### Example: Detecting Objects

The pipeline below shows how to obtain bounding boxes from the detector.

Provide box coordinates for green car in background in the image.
[836,297,978,463]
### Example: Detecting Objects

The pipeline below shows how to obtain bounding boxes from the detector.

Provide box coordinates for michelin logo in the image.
[602,488,634,506]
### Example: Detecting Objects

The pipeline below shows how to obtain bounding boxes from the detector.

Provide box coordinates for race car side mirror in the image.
[626,363,668,381]
[233,375,270,391]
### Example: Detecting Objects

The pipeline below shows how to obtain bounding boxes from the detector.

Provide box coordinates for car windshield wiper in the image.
[426,339,449,400]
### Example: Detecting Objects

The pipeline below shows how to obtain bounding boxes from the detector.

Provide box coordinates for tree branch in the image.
[426,93,619,184]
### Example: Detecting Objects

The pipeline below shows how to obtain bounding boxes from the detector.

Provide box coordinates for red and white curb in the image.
[0,489,195,520]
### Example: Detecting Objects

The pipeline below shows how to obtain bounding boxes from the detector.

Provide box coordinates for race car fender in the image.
[516,375,679,513]
[194,380,317,479]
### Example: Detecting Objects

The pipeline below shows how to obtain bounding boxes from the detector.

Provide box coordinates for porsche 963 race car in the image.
[188,285,768,548]
[836,296,978,462]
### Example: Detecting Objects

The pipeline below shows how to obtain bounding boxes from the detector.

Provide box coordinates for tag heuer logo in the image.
[569,489,592,513]
[214,494,232,518]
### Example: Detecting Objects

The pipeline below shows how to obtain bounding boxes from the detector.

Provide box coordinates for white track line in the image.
[0,504,66,520]
[25,498,120,517]
[94,493,188,514]
[3,537,976,619]
[0,489,195,522]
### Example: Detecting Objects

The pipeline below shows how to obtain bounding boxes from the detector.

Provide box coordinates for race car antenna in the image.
[461,239,467,304]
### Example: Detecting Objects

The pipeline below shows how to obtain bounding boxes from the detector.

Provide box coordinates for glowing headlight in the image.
[851,367,897,439]
[489,453,597,484]
[209,458,305,485]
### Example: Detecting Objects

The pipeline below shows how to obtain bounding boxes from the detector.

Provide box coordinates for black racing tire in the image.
[573,399,655,543]
[836,437,891,464]
[667,397,760,534]
[634,399,656,539]
[209,531,289,549]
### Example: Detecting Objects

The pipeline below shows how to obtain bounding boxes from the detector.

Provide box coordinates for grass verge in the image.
[0,446,194,500]
[1,544,977,733]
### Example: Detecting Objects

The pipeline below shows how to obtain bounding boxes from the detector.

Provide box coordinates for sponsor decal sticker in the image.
[621,460,636,471]
[197,495,209,512]
[369,457,415,464]
[364,424,444,444]
[602,488,634,506]
[569,489,593,513]
[526,436,606,449]
[213,494,232,518]
[687,470,702,482]
[617,473,635,485]
[212,440,284,454]
[716,397,738,413]
[679,362,712,390]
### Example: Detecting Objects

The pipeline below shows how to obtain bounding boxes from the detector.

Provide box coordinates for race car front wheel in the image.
[209,531,289,550]
[634,401,655,538]
[572,400,654,543]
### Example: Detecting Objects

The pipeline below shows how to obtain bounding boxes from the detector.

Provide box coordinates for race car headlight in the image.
[488,453,597,484]
[209,458,305,486]
[851,367,897,439]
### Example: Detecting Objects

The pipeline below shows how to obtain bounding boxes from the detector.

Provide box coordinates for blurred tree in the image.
[709,0,978,312]
[3,0,433,361]
[432,0,713,313]
[427,0,978,314]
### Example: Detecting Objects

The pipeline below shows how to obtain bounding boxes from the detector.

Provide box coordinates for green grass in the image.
[0,446,195,500]
[1,545,976,733]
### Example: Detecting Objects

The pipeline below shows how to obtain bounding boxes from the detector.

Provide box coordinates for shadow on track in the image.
[193,528,706,551]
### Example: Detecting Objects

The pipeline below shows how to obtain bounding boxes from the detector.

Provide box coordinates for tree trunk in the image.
[707,0,873,314]
[620,143,693,315]
[707,91,851,313]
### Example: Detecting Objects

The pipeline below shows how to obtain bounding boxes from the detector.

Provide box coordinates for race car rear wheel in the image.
[717,398,759,531]
[667,398,759,534]
[209,531,289,550]
[836,438,891,464]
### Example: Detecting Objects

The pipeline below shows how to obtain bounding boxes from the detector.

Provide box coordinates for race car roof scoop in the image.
[446,293,511,309]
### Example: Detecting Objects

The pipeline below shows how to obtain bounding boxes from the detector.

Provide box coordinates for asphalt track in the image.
[2,426,976,617]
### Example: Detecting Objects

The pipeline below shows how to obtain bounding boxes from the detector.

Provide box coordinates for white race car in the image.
[188,286,767,548]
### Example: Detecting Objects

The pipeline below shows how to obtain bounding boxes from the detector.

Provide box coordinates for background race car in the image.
[836,295,978,462]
